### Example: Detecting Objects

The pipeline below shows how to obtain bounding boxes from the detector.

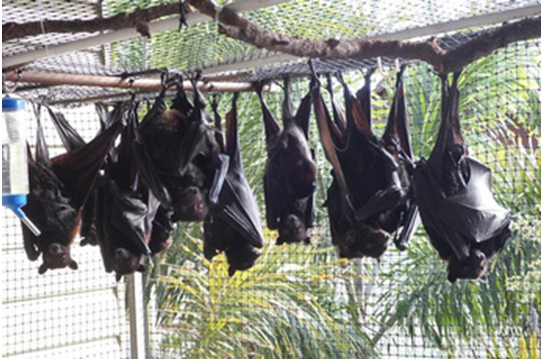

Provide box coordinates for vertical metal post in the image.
[127,272,146,359]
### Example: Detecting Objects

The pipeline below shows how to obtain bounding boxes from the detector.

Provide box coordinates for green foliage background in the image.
[104,0,541,353]
[138,40,541,359]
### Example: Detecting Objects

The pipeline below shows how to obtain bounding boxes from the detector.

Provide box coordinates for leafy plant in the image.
[153,232,376,359]
[371,42,541,357]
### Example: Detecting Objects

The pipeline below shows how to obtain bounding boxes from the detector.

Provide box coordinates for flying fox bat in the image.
[22,103,122,274]
[204,93,265,276]
[133,75,227,223]
[45,105,103,247]
[148,205,174,255]
[256,77,316,245]
[94,102,160,281]
[413,71,511,283]
[311,64,416,260]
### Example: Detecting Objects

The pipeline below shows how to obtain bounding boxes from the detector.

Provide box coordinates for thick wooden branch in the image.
[441,17,541,72]
[2,3,187,42]
[187,0,540,73]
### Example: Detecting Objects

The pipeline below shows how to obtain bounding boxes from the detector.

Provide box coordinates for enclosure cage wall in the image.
[2,0,541,359]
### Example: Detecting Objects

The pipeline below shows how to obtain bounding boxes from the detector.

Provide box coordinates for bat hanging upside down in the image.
[256,77,316,245]
[413,71,512,283]
[22,103,122,274]
[203,93,265,276]
[311,63,417,260]
[133,73,228,223]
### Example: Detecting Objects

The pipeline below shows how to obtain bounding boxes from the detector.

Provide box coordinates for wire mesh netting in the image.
[3,0,541,104]
[140,39,540,359]
[1,0,541,358]
[2,106,132,358]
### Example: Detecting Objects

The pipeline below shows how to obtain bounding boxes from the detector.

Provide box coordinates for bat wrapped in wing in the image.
[45,104,116,247]
[22,103,122,274]
[413,71,511,283]
[256,77,316,245]
[204,93,265,276]
[94,101,161,281]
[311,64,416,260]
[133,74,227,223]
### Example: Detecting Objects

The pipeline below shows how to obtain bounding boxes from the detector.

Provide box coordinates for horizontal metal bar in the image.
[3,69,279,92]
[2,285,118,305]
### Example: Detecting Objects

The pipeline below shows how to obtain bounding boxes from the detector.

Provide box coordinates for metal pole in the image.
[127,273,146,359]
[3,70,279,92]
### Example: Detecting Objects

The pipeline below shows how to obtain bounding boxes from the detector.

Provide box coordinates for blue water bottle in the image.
[2,95,40,236]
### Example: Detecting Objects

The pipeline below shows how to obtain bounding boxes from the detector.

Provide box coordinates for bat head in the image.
[172,186,208,222]
[447,249,487,283]
[38,243,78,274]
[277,214,310,245]
[112,247,145,281]
[340,224,390,259]
[149,224,173,256]
[224,242,260,277]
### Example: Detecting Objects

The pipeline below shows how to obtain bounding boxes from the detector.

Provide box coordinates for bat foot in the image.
[393,239,408,251]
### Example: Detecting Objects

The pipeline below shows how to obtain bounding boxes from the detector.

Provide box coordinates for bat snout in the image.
[50,243,62,254]
[115,248,129,257]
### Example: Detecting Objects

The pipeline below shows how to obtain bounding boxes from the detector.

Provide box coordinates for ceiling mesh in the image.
[2,0,541,104]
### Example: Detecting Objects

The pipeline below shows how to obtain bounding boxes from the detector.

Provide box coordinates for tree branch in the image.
[187,0,540,73]
[4,0,539,74]
[2,3,188,42]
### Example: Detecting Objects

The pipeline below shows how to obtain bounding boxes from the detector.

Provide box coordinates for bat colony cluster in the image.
[20,65,511,283]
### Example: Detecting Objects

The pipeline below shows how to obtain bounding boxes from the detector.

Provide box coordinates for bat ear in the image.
[116,273,123,282]
[137,264,145,273]
[69,260,78,270]
[38,264,48,275]
[447,272,457,283]
[228,267,236,277]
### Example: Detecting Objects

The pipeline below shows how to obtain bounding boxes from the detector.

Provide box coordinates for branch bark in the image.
[2,3,187,42]
[187,0,541,73]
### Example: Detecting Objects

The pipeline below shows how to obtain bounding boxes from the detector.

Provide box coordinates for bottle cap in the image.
[2,194,28,216]
[2,96,25,111]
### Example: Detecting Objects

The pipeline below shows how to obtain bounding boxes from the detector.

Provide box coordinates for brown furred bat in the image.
[413,71,511,283]
[256,77,316,245]
[45,105,99,247]
[22,103,122,274]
